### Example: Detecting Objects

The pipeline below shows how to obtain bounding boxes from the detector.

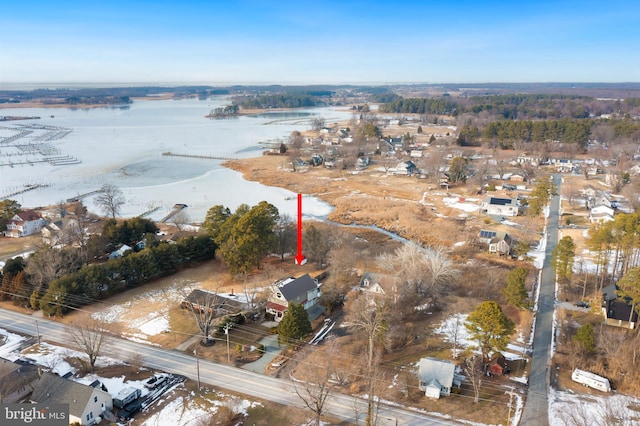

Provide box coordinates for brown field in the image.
[224,154,497,246]
[0,234,40,260]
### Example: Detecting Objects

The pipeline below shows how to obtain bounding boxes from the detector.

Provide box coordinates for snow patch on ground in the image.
[433,313,474,349]
[548,388,640,426]
[20,341,125,376]
[442,197,480,212]
[141,390,262,426]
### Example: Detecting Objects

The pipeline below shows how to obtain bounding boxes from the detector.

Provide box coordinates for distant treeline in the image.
[380,93,640,121]
[63,95,132,106]
[239,94,324,109]
[379,97,459,115]
[458,118,592,149]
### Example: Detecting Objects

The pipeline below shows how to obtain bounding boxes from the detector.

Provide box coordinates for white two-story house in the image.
[5,210,46,238]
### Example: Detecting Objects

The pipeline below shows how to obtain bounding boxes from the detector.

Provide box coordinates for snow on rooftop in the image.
[0,328,27,360]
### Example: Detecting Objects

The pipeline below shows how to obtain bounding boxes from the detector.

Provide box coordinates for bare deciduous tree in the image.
[379,243,458,302]
[242,279,262,311]
[444,313,464,358]
[274,213,296,261]
[621,180,640,211]
[293,342,339,426]
[463,354,483,403]
[69,318,108,371]
[346,294,388,426]
[25,245,82,294]
[182,289,219,345]
[171,209,190,232]
[95,183,125,219]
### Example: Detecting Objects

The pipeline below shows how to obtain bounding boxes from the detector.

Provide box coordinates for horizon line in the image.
[3,81,640,90]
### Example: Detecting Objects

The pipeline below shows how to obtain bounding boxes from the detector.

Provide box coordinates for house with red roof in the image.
[4,210,46,238]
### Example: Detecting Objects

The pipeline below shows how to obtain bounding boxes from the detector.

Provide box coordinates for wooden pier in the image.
[162,152,237,161]
[1,183,50,201]
[160,204,188,223]
[66,189,101,203]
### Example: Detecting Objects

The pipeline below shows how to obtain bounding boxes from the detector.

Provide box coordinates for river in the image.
[0,97,354,221]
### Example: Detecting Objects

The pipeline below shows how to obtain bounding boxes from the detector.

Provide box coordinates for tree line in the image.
[239,94,322,109]
[381,93,640,120]
[378,97,459,115]
[0,213,215,312]
[457,118,592,150]
[1,233,215,316]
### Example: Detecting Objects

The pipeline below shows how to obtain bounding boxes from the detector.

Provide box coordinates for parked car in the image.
[144,375,167,390]
[574,301,589,308]
[117,400,143,420]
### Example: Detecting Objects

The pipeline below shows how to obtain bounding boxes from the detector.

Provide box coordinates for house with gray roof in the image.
[480,197,520,217]
[602,284,638,330]
[0,357,39,403]
[266,274,321,322]
[181,289,245,316]
[30,372,113,425]
[417,357,457,399]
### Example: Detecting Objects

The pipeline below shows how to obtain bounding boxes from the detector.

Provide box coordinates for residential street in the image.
[0,308,461,425]
[520,174,561,425]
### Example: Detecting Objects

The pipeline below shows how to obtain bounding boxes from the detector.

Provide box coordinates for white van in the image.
[571,368,611,392]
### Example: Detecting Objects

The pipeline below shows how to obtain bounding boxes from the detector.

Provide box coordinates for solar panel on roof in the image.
[490,197,511,205]
[480,230,497,239]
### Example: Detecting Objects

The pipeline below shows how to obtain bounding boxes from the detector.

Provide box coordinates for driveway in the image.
[241,334,282,373]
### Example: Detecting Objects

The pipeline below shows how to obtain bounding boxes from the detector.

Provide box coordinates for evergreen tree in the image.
[574,323,595,352]
[277,303,312,345]
[0,199,21,232]
[202,205,231,239]
[502,267,529,309]
[551,236,576,283]
[449,156,468,183]
[217,202,278,274]
[465,301,515,362]
[527,179,557,217]
[616,266,640,324]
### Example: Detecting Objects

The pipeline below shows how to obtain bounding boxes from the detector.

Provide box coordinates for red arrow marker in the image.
[295,193,306,265]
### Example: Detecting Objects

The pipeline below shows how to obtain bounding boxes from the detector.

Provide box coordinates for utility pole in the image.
[224,323,232,363]
[193,349,200,390]
[35,320,41,344]
[506,386,515,424]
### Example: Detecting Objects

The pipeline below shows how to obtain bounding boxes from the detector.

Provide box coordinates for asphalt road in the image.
[0,309,460,425]
[519,174,562,426]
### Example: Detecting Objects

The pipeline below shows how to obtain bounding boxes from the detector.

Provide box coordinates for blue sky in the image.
[1,0,639,85]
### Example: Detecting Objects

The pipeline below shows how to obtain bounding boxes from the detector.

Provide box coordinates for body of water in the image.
[0,97,354,221]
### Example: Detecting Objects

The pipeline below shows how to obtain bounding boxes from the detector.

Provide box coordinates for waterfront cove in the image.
[0,97,351,221]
